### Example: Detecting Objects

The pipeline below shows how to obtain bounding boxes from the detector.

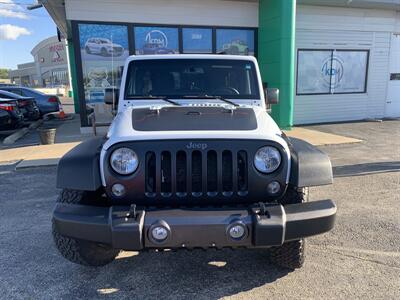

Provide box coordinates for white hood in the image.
[103,105,287,150]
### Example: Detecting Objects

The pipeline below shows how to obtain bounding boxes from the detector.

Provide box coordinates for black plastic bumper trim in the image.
[284,200,336,242]
[52,199,336,250]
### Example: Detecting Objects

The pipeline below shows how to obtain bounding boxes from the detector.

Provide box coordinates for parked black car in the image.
[0,90,40,121]
[0,98,24,130]
[0,87,59,115]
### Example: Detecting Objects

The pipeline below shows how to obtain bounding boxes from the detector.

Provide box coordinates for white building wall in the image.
[65,0,259,27]
[294,5,398,124]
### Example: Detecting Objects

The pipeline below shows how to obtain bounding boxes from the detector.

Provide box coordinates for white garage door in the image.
[385,33,400,118]
[294,29,390,125]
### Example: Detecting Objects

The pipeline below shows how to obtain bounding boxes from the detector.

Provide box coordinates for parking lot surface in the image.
[0,121,399,299]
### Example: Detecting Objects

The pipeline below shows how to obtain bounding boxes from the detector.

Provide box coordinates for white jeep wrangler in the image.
[53,54,336,269]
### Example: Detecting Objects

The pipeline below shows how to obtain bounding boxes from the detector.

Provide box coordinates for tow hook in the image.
[126,204,137,218]
[256,202,271,218]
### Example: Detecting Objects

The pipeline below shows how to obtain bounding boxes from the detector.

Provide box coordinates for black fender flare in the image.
[56,137,105,191]
[287,137,333,188]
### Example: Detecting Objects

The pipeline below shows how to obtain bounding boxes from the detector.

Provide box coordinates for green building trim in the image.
[258,0,296,129]
[66,38,80,113]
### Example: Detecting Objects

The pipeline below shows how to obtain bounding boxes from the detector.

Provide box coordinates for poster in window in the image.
[134,27,179,55]
[331,51,368,93]
[78,23,128,106]
[216,29,255,56]
[297,50,332,94]
[182,28,212,54]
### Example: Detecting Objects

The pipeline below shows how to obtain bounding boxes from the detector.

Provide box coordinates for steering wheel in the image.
[212,87,240,95]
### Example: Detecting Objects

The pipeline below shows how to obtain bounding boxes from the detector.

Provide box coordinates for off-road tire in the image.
[52,189,119,266]
[268,187,308,270]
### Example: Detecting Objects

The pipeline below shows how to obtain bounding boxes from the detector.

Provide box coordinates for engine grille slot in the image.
[144,149,248,199]
[222,150,233,195]
[176,151,187,197]
[207,150,218,196]
[161,151,172,196]
[191,151,202,196]
[145,152,156,196]
[237,151,248,196]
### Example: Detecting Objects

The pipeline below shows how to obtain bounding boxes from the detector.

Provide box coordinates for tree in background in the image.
[0,69,10,79]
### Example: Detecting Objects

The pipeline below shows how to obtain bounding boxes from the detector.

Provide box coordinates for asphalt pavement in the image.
[0,120,399,299]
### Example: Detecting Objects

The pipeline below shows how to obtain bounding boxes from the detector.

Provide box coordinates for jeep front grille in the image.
[144,150,248,198]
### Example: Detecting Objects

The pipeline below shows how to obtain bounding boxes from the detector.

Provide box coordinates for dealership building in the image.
[42,0,400,130]
[9,36,69,88]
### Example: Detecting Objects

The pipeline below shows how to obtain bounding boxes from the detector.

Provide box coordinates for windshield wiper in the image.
[182,95,239,107]
[126,95,181,106]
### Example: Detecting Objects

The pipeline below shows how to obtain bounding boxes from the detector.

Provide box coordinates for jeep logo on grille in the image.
[186,142,208,150]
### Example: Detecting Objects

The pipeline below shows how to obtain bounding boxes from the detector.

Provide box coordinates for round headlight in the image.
[254,146,281,173]
[110,148,138,175]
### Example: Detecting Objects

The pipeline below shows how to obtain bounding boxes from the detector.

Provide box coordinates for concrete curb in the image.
[29,119,43,130]
[3,127,29,145]
[16,158,60,169]
[2,119,43,145]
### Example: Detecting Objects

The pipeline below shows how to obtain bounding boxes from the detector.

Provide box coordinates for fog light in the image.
[267,181,281,194]
[228,223,246,240]
[151,226,169,242]
[112,183,126,197]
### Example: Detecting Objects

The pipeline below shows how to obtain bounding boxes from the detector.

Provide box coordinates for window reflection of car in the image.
[222,40,249,55]
[142,43,175,55]
[84,38,124,57]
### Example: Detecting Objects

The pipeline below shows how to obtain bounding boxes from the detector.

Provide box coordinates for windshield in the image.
[124,59,260,99]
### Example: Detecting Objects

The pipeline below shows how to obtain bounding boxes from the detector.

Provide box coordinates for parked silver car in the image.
[84,38,124,57]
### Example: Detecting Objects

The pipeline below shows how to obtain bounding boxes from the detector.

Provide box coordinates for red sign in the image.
[49,43,65,63]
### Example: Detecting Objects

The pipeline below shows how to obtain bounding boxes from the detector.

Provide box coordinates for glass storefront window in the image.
[134,27,179,55]
[331,50,368,94]
[297,50,333,95]
[78,23,129,123]
[216,29,255,56]
[75,22,258,127]
[296,49,369,95]
[182,28,212,54]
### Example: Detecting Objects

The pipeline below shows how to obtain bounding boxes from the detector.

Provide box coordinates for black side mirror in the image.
[104,88,119,108]
[263,84,279,105]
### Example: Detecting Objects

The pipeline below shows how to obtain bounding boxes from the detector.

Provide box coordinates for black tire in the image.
[268,187,308,270]
[85,46,91,54]
[52,189,119,266]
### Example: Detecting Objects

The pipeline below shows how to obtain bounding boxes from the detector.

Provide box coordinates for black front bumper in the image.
[52,200,336,250]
